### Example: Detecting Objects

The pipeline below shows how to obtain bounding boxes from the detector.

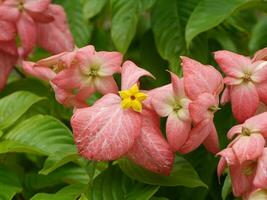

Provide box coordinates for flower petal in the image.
[121,60,154,90]
[232,134,265,163]
[0,51,17,91]
[250,61,267,83]
[256,81,267,105]
[203,123,220,154]
[94,76,118,95]
[151,84,174,117]
[22,61,56,81]
[244,112,267,138]
[179,119,212,154]
[126,109,174,175]
[231,83,259,123]
[169,71,185,98]
[17,12,36,57]
[252,47,267,62]
[36,5,74,54]
[96,51,122,76]
[0,1,19,21]
[214,50,251,77]
[181,56,223,100]
[71,94,142,160]
[51,66,82,89]
[24,0,51,12]
[220,87,231,105]
[254,148,267,188]
[166,112,191,152]
[227,124,242,139]
[189,93,217,124]
[0,20,16,41]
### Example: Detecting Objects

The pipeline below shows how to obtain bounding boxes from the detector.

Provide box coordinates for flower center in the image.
[242,72,252,83]
[89,68,98,77]
[241,127,251,136]
[242,161,257,176]
[208,105,220,113]
[119,84,147,113]
[18,1,24,11]
[173,103,182,112]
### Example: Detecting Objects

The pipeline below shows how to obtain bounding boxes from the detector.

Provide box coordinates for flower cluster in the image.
[0,0,73,90]
[215,50,267,199]
[21,41,267,198]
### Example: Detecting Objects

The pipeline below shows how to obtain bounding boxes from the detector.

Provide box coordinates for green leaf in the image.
[139,0,156,10]
[55,0,91,47]
[222,174,232,200]
[185,0,248,46]
[0,166,22,200]
[111,0,140,53]
[249,16,267,53]
[0,115,76,156]
[24,164,89,190]
[39,152,79,175]
[88,166,159,200]
[151,0,185,73]
[118,156,207,187]
[0,91,44,130]
[31,184,87,200]
[83,0,107,20]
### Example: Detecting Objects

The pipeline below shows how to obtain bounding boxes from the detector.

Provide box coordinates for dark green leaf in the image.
[185,0,248,46]
[55,0,91,47]
[151,0,185,73]
[249,16,267,53]
[118,156,207,187]
[88,166,159,200]
[111,0,140,53]
[31,184,87,200]
[0,166,22,200]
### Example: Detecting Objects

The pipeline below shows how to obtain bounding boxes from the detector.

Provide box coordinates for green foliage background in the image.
[1,0,267,199]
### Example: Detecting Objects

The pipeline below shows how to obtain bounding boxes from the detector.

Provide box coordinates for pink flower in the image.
[218,147,267,198]
[151,72,192,152]
[23,45,122,107]
[214,50,267,122]
[0,0,73,57]
[180,56,224,154]
[246,189,267,200]
[71,61,174,175]
[0,19,18,90]
[225,112,267,164]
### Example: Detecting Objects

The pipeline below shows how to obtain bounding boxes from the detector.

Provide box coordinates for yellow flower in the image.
[119,84,147,112]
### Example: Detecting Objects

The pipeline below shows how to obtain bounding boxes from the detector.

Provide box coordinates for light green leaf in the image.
[139,0,156,10]
[111,0,140,53]
[88,166,159,200]
[118,156,207,188]
[0,91,44,130]
[222,174,232,200]
[0,115,76,156]
[31,184,87,200]
[151,0,185,73]
[249,16,267,53]
[55,0,91,47]
[185,0,248,45]
[83,0,107,20]
[0,166,22,200]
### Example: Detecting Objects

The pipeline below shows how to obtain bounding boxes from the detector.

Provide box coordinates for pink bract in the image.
[71,61,174,175]
[214,50,267,122]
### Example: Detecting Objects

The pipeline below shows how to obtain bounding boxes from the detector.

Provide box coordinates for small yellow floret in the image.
[119,84,147,112]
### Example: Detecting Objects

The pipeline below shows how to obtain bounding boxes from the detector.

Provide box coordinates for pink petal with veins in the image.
[181,56,223,100]
[231,83,259,123]
[127,109,174,175]
[121,60,154,90]
[71,94,142,160]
